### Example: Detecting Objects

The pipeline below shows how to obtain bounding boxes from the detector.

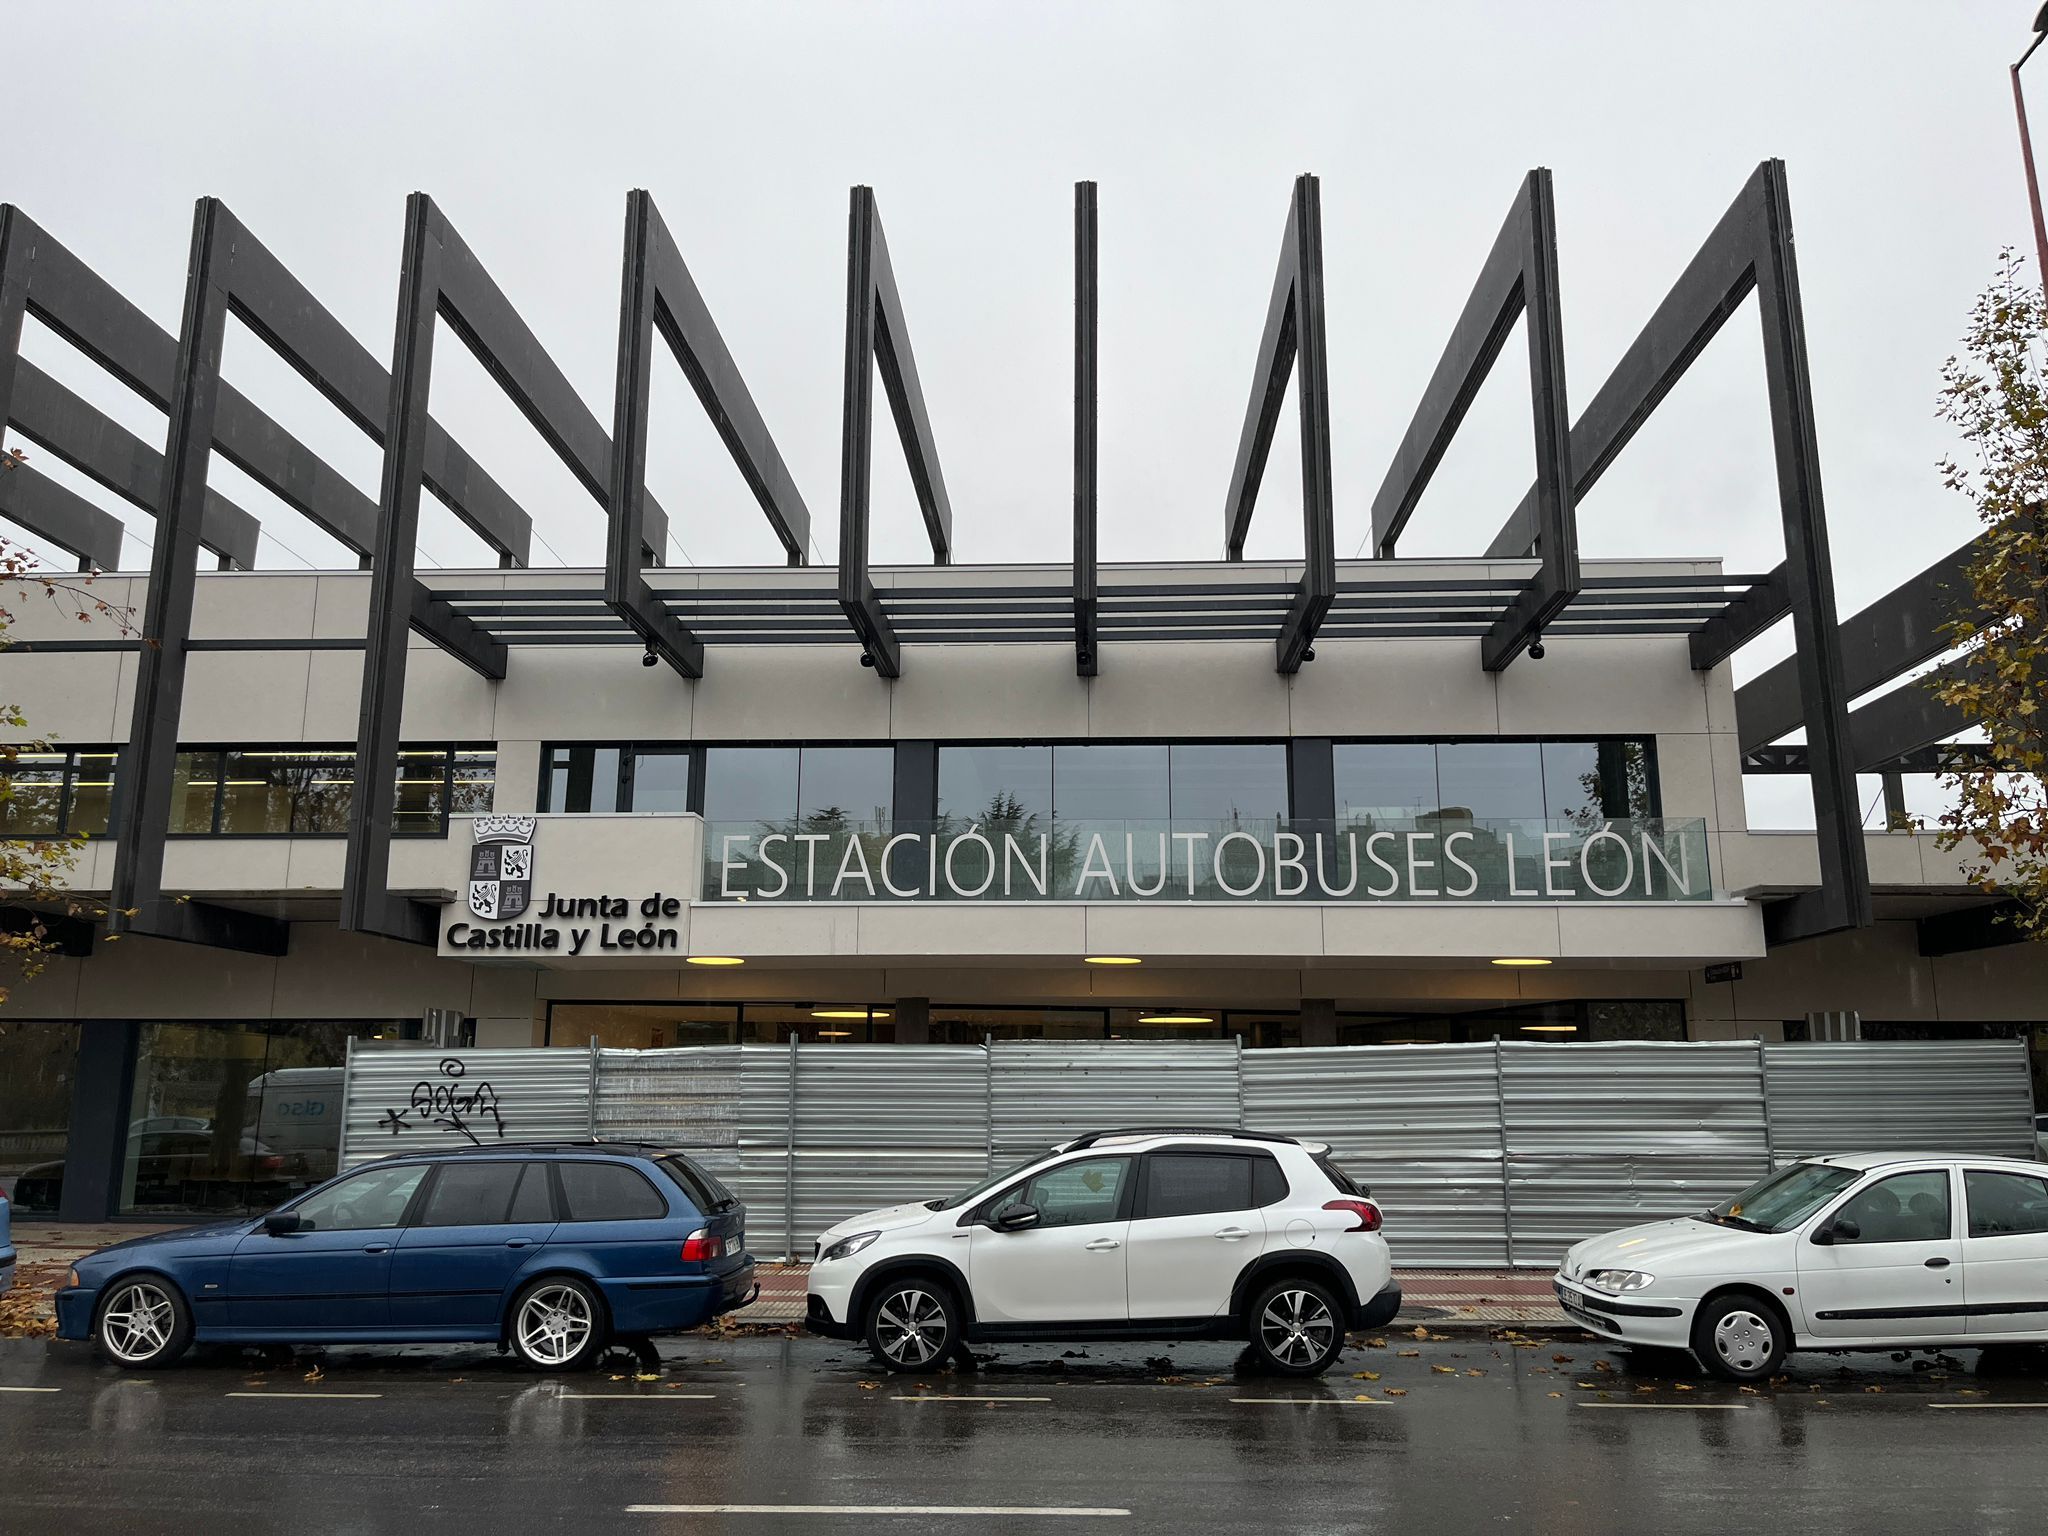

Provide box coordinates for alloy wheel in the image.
[1260,1288,1337,1368]
[517,1284,595,1366]
[1712,1309,1774,1375]
[876,1288,948,1366]
[100,1281,176,1364]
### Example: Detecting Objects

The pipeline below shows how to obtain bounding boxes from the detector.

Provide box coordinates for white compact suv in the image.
[805,1127,1399,1376]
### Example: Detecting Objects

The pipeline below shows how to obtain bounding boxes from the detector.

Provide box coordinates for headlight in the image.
[819,1230,881,1263]
[63,1267,81,1290]
[1584,1268,1656,1292]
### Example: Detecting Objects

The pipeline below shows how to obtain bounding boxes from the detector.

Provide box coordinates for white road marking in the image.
[890,1394,1052,1403]
[224,1391,383,1400]
[1229,1397,1393,1406]
[554,1392,717,1400]
[1927,1401,2048,1409]
[0,1386,60,1393]
[1575,1401,1746,1410]
[626,1506,1129,1518]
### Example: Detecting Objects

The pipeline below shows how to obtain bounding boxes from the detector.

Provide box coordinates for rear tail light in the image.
[1323,1198,1382,1233]
[682,1228,726,1262]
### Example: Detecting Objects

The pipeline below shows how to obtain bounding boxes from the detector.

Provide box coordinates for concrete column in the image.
[1299,998,1338,1048]
[893,997,931,1044]
[59,1020,140,1220]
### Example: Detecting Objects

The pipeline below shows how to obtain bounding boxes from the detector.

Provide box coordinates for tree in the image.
[0,447,130,999]
[1929,251,2048,941]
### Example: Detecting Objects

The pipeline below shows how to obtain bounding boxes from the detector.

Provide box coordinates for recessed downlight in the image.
[1520,1023,1579,1033]
[1490,957,1553,967]
[1137,1014,1213,1025]
[816,1030,852,1040]
[811,1008,891,1021]
[1084,956,1143,966]
[685,955,746,967]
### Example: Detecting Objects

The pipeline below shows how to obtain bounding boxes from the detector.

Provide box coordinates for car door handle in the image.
[1083,1238,1121,1251]
[1925,1257,1951,1268]
[1213,1227,1252,1241]
[505,1239,532,1249]
[362,1245,390,1255]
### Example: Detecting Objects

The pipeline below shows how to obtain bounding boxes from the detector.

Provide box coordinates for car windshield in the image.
[934,1151,1052,1210]
[1704,1162,1859,1233]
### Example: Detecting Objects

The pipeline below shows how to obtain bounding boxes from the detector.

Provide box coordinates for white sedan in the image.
[1554,1153,2048,1381]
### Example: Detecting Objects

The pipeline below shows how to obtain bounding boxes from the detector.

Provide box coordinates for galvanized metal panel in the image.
[990,1041,1241,1163]
[340,1044,593,1169]
[1764,1041,2036,1161]
[1501,1041,1772,1266]
[595,1046,742,1181]
[1243,1043,1508,1267]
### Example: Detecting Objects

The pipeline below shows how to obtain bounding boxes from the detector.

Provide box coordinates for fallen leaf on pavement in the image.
[635,1373,660,1383]
[1363,1337,1388,1349]
[1382,1388,1407,1397]
[1353,1394,1377,1403]
[1591,1361,1614,1373]
[1353,1371,1380,1381]
[1410,1325,1430,1339]
[1575,1381,1598,1388]
[1397,1349,1421,1358]
[858,1381,880,1391]
[1430,1365,1457,1375]
[1551,1354,1575,1364]
[1465,1369,1485,1377]
[1547,1391,1563,1399]
[302,1367,323,1383]
[1674,1383,1695,1392]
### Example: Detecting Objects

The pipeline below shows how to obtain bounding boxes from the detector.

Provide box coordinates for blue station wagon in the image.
[54,1141,754,1371]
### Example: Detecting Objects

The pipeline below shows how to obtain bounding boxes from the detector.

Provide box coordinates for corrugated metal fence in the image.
[341,1038,2035,1267]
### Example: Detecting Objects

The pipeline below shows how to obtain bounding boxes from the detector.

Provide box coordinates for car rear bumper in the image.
[1352,1281,1401,1331]
[1552,1276,1692,1348]
[598,1256,756,1336]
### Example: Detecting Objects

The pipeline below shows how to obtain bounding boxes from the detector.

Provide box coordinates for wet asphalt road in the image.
[5,1329,2048,1535]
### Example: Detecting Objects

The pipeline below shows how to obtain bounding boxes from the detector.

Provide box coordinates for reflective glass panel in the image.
[703,747,800,826]
[1434,742,1544,822]
[67,752,118,836]
[0,753,66,836]
[0,1021,78,1213]
[629,750,691,812]
[1168,744,1287,823]
[798,747,892,829]
[1053,744,1170,820]
[1333,744,1439,827]
[1540,741,1603,826]
[938,745,1053,825]
[219,748,355,834]
[171,751,220,833]
[547,1003,739,1049]
[393,749,451,834]
[121,1022,271,1215]
[450,751,496,817]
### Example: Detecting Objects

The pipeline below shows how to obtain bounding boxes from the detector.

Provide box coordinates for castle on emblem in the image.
[467,815,537,920]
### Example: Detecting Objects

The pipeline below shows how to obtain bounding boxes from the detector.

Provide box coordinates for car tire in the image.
[1691,1294,1786,1382]
[93,1274,193,1370]
[507,1276,607,1372]
[1247,1276,1345,1377]
[862,1276,961,1373]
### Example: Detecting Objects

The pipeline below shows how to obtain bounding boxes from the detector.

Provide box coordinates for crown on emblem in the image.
[473,815,537,844]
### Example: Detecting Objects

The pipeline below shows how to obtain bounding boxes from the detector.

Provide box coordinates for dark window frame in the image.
[550,1157,673,1222]
[1963,1167,2048,1240]
[1130,1148,1284,1221]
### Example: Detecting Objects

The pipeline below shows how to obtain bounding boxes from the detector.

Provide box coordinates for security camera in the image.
[1527,633,1546,661]
[859,651,875,669]
[641,649,659,668]
[1300,647,1316,663]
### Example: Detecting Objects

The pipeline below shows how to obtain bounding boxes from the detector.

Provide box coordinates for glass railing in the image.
[701,816,1712,904]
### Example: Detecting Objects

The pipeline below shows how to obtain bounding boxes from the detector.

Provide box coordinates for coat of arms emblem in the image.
[468,815,536,920]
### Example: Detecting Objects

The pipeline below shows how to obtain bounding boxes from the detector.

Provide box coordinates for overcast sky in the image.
[0,3,2031,820]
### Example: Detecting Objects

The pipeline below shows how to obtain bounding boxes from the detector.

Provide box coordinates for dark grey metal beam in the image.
[1074,181,1099,678]
[838,187,954,677]
[1369,171,1576,672]
[10,362,257,568]
[1844,661,1974,768]
[1220,175,1335,674]
[0,463,126,571]
[1688,560,1789,670]
[1735,536,1978,752]
[608,190,814,677]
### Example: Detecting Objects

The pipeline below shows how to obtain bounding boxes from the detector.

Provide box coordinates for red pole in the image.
[2014,58,2048,289]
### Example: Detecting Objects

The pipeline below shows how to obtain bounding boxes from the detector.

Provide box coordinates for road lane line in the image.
[1575,1401,1746,1410]
[0,1386,61,1393]
[1229,1397,1394,1406]
[554,1392,717,1400]
[1927,1402,2048,1409]
[890,1394,1052,1403]
[626,1506,1129,1518]
[224,1391,384,1400]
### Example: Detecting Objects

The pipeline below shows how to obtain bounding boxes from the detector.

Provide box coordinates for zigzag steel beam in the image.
[1735,536,1978,752]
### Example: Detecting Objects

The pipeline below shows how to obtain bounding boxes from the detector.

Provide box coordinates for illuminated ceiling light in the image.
[685,956,746,967]
[811,1009,890,1021]
[1520,1023,1579,1033]
[816,1030,852,1040]
[1490,957,1553,967]
[1083,956,1143,966]
[1137,1014,1213,1025]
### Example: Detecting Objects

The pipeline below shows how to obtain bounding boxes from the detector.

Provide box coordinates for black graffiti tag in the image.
[377,1057,506,1145]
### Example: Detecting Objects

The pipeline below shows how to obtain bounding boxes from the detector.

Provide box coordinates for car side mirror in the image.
[263,1210,304,1236]
[992,1202,1041,1232]
[1815,1215,1859,1245]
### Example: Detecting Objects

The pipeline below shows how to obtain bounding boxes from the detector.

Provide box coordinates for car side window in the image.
[557,1160,668,1222]
[1831,1170,1951,1244]
[1965,1169,2048,1238]
[507,1162,556,1223]
[416,1162,524,1227]
[290,1164,428,1232]
[1142,1153,1254,1219]
[1008,1157,1130,1228]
